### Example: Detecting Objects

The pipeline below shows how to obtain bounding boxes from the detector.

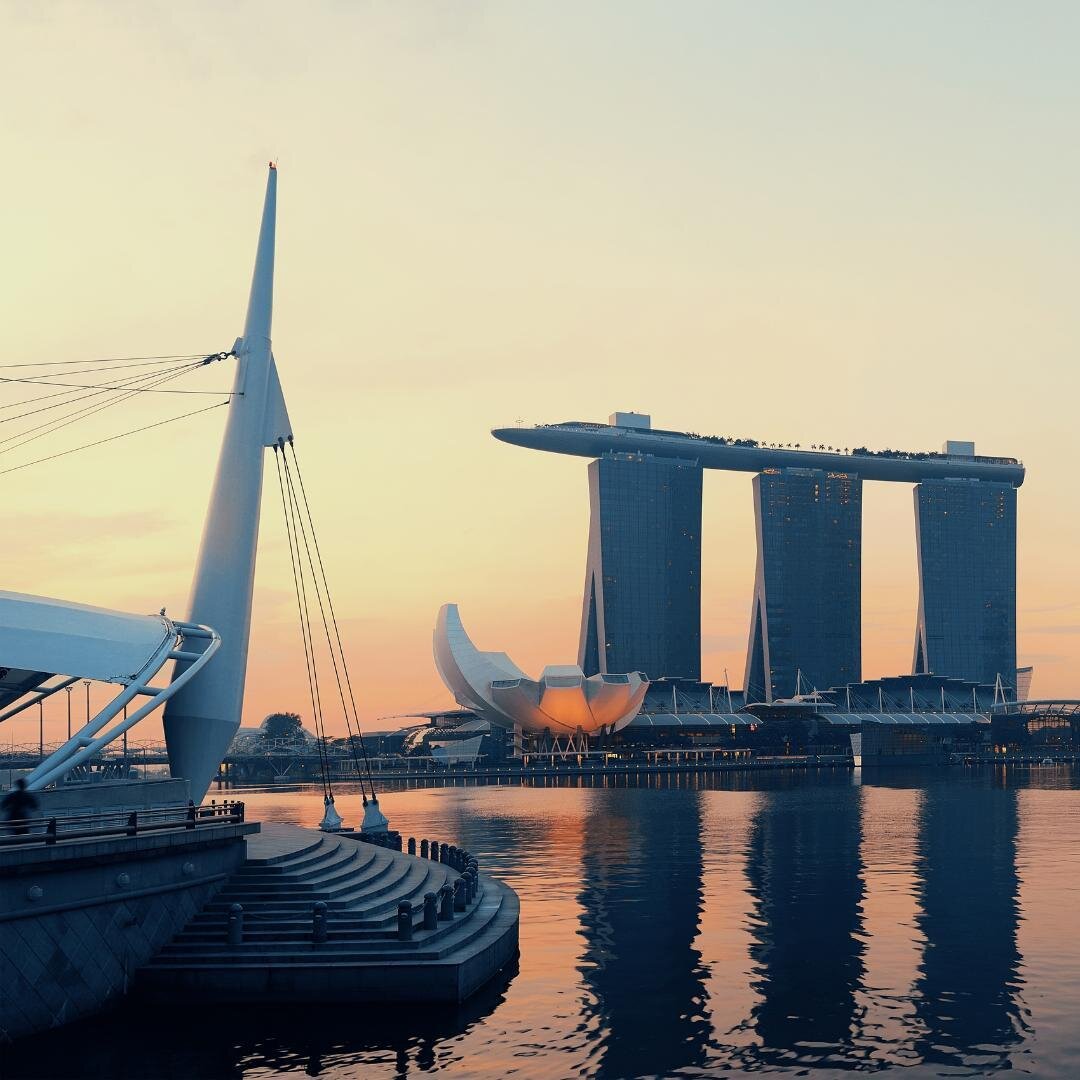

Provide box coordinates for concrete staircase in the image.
[138,824,519,1003]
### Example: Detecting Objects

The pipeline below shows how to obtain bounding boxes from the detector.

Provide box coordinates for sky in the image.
[2,1,1079,744]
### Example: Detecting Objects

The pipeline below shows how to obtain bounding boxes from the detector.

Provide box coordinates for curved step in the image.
[149,878,506,965]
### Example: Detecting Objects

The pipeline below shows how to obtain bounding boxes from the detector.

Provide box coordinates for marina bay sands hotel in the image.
[493,414,1022,702]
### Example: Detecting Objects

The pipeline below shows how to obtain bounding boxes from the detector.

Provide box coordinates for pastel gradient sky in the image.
[2,2,1079,743]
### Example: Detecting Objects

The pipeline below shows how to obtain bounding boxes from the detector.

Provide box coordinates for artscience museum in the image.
[433,603,648,737]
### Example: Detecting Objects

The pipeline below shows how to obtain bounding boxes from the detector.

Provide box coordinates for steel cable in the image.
[287,439,378,800]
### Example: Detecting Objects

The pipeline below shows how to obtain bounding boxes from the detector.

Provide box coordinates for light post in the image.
[83,679,91,727]
[65,685,73,740]
[38,700,44,762]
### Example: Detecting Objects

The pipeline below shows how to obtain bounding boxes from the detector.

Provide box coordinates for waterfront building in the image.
[434,603,648,736]
[913,478,1017,687]
[579,438,702,681]
[745,468,862,701]
[495,418,1025,699]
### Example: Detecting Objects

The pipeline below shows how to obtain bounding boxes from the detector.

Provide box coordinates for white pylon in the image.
[163,165,292,803]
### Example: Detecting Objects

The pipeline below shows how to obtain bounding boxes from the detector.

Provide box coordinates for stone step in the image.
[137,824,519,1005]
[237,837,376,880]
[244,833,326,866]
[175,879,479,945]
[205,860,451,922]
[150,887,503,965]
[207,846,399,903]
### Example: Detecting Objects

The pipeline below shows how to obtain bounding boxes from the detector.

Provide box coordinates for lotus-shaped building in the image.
[433,603,648,736]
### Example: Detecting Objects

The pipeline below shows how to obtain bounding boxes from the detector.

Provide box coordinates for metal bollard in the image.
[466,868,477,903]
[439,843,449,865]
[407,837,416,856]
[429,839,439,861]
[420,839,429,859]
[439,883,454,921]
[312,901,328,943]
[397,901,414,941]
[454,877,467,911]
[423,891,439,930]
[227,903,244,945]
[448,846,458,870]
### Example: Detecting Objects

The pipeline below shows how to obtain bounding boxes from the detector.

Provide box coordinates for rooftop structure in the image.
[434,603,648,736]
[493,419,1025,486]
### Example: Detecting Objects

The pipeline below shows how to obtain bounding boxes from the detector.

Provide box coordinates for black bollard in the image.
[227,903,244,946]
[448,846,458,870]
[312,901,328,943]
[407,837,416,856]
[466,868,477,903]
[397,901,414,941]
[454,877,467,911]
[420,839,429,859]
[429,839,439,861]
[423,891,438,930]
[439,883,454,921]
[439,843,449,865]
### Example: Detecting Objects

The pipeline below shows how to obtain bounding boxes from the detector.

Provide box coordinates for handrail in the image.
[0,800,245,850]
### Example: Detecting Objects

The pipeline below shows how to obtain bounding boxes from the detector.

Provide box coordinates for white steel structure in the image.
[0,592,220,791]
[434,603,648,737]
[0,166,291,801]
[163,165,292,803]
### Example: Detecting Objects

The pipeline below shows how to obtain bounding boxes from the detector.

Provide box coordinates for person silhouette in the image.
[2,778,38,835]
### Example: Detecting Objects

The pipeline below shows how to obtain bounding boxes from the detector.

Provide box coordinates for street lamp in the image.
[65,685,73,740]
[83,679,91,727]
[38,700,44,762]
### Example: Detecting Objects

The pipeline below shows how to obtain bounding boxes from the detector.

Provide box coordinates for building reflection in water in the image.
[735,777,867,1068]
[911,771,1027,1069]
[576,779,711,1078]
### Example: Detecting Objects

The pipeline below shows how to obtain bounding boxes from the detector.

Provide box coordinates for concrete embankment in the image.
[140,824,519,1004]
[0,812,255,1041]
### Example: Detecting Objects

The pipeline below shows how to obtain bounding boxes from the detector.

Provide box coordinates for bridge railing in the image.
[0,800,245,850]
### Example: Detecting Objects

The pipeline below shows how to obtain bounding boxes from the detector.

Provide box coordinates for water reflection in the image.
[576,786,710,1077]
[736,778,867,1069]
[911,771,1027,1069]
[1,769,1068,1079]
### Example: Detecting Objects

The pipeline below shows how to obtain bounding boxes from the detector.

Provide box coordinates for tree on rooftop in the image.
[260,712,304,742]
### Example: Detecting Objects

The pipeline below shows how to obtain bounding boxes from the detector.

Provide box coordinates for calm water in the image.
[6,767,1080,1079]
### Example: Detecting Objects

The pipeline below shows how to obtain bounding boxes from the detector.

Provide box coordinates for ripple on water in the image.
[4,768,1080,1078]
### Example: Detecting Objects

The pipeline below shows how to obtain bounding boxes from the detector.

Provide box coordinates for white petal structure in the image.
[433,604,647,736]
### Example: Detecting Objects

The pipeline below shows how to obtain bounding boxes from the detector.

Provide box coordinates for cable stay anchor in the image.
[273,435,385,834]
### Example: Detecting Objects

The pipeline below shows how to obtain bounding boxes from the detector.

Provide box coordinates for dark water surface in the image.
[5,767,1080,1079]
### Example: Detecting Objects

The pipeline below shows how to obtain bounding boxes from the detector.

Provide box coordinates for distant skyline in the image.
[3,2,1080,743]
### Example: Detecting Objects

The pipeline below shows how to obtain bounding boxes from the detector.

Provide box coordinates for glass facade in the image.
[913,479,1016,687]
[579,453,702,681]
[744,468,862,701]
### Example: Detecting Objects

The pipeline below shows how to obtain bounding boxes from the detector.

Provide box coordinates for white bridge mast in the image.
[164,165,292,803]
